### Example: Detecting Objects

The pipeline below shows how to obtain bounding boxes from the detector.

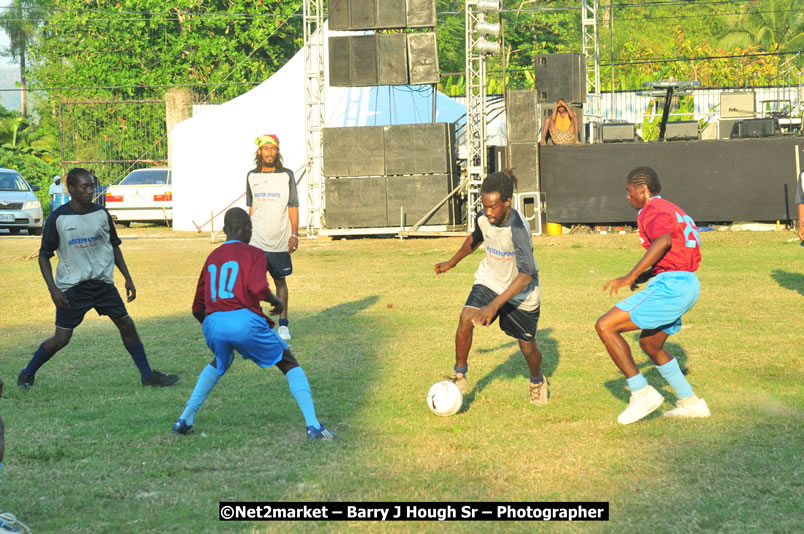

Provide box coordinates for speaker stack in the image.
[324,124,459,228]
[328,0,439,87]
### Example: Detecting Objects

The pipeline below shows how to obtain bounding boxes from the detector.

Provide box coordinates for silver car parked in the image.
[0,168,43,235]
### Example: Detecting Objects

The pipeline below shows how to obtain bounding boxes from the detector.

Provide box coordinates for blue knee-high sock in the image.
[286,367,320,429]
[626,372,649,393]
[124,342,152,380]
[21,344,55,375]
[180,364,220,426]
[657,358,694,399]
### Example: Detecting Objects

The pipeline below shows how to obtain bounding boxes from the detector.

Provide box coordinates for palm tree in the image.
[717,0,804,68]
[0,0,41,116]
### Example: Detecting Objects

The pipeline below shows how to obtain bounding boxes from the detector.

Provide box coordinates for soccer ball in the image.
[427,380,463,416]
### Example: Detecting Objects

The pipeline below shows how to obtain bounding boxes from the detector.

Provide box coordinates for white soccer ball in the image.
[427,380,463,417]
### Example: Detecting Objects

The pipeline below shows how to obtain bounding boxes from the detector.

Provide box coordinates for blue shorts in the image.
[616,271,700,335]
[202,308,289,376]
[265,251,292,280]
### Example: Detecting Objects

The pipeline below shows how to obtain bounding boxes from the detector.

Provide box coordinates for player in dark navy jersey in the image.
[435,170,549,405]
[171,207,335,440]
[18,168,178,389]
[596,166,710,424]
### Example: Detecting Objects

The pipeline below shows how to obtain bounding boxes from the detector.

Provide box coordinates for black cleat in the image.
[172,418,194,435]
[17,372,35,389]
[142,370,179,387]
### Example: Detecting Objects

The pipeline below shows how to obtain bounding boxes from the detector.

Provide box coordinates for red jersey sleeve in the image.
[248,248,272,302]
[191,261,208,314]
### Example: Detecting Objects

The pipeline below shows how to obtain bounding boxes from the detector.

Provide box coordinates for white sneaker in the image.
[663,395,710,418]
[277,325,291,341]
[617,385,664,425]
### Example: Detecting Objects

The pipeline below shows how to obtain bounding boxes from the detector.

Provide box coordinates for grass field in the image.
[0,227,802,533]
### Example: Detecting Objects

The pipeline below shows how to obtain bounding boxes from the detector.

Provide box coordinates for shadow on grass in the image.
[771,269,804,296]
[462,327,559,410]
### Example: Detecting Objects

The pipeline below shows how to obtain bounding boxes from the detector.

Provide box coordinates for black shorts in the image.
[55,280,128,330]
[465,284,540,342]
[265,251,293,280]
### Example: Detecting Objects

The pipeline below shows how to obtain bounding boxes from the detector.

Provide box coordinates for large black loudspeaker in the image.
[323,126,385,177]
[508,143,540,192]
[407,32,439,85]
[533,53,586,104]
[350,34,378,86]
[328,0,350,30]
[328,0,434,30]
[507,90,540,143]
[664,121,699,141]
[387,174,460,225]
[600,123,635,143]
[328,36,351,87]
[406,0,437,28]
[732,118,780,138]
[376,34,409,86]
[384,123,456,175]
[325,177,388,228]
[349,0,376,29]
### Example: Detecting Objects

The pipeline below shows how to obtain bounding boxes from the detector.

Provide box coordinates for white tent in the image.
[171,24,466,232]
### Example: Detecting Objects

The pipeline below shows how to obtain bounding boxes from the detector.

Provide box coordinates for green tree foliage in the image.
[718,0,804,69]
[29,0,304,102]
[0,0,41,115]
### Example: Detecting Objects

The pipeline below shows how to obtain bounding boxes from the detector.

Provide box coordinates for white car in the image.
[105,168,172,225]
[0,168,43,235]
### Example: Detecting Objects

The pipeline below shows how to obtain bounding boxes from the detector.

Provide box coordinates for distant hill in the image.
[0,67,21,112]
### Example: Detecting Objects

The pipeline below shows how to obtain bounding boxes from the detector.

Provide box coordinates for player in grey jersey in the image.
[435,170,548,405]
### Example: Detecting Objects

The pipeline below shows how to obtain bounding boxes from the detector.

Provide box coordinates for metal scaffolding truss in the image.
[464,1,491,231]
[582,0,602,122]
[303,0,325,237]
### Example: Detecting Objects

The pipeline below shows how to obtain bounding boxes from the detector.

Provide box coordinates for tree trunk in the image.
[20,50,27,116]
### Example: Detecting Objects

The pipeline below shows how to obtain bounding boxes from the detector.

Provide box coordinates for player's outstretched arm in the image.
[435,234,477,274]
[603,233,671,296]
[264,292,285,316]
[113,245,137,302]
[798,203,804,241]
[38,254,69,308]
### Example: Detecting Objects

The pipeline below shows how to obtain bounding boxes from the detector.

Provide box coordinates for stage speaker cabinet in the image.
[384,123,457,175]
[736,118,780,138]
[328,0,350,31]
[323,126,386,177]
[328,36,352,87]
[540,103,584,143]
[350,34,378,86]
[407,32,439,85]
[533,53,586,104]
[507,90,539,143]
[508,142,540,192]
[349,0,376,30]
[376,33,409,85]
[325,177,388,228]
[600,123,635,143]
[664,120,699,141]
[405,0,437,28]
[720,92,755,119]
[387,174,459,226]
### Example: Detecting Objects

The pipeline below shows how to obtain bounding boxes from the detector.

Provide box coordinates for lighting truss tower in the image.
[582,0,601,123]
[465,0,502,231]
[303,0,325,236]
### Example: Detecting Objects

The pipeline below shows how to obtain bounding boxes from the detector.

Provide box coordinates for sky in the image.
[0,1,26,111]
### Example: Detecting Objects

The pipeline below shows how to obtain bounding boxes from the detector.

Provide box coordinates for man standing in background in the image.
[246,134,299,341]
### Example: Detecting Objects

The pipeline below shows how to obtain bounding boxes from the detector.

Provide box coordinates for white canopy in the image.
[171,24,466,232]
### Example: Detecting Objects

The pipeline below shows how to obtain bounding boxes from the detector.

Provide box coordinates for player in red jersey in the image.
[595,166,710,425]
[171,207,335,440]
